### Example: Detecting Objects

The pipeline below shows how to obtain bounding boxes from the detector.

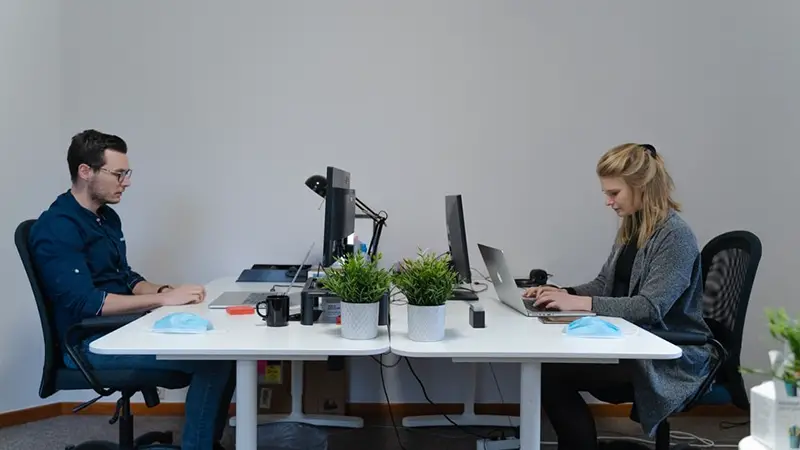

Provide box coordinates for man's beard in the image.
[88,180,118,205]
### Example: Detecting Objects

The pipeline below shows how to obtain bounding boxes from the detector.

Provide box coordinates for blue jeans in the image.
[65,339,235,450]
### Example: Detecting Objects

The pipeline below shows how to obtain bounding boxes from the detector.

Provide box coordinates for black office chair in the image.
[610,230,762,450]
[15,219,192,450]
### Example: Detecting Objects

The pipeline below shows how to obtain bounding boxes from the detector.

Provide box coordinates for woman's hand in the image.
[522,285,564,299]
[533,290,592,312]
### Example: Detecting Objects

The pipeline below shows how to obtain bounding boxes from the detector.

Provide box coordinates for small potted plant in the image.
[392,249,457,342]
[322,251,392,340]
[741,308,800,397]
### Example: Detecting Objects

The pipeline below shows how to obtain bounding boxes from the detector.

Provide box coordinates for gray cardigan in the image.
[570,209,713,437]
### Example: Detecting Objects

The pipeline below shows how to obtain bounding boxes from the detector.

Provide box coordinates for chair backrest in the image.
[701,230,762,410]
[14,219,61,399]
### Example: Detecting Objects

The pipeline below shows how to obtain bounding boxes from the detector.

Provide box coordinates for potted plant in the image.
[322,251,392,340]
[741,308,800,397]
[392,249,457,342]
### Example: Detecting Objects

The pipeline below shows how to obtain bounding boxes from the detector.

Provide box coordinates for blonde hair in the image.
[597,143,680,248]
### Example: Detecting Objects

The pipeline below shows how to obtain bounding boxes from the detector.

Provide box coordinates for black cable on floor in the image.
[488,363,516,432]
[403,357,491,439]
[380,353,408,450]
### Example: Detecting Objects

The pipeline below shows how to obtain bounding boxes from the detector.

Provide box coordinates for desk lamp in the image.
[305,174,387,259]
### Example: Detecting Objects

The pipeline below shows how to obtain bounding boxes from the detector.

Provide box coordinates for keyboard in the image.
[243,293,269,305]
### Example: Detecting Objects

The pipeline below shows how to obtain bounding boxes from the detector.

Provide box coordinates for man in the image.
[29,129,234,450]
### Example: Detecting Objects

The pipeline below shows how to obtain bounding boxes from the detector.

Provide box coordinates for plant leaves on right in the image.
[392,249,458,307]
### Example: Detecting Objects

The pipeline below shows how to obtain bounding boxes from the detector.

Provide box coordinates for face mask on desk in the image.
[152,312,214,334]
[563,316,623,339]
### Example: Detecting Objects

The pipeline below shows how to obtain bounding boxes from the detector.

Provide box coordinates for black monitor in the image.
[322,166,356,267]
[445,194,479,301]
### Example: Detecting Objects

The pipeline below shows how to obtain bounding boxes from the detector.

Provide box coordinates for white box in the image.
[751,380,800,450]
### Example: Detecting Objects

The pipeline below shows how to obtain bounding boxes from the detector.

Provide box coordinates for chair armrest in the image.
[64,312,148,397]
[650,330,710,346]
[76,313,147,332]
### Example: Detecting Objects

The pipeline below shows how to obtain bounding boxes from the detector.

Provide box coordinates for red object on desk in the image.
[226,305,255,315]
[336,315,341,325]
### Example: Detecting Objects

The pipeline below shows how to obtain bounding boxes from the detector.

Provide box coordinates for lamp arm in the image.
[355,197,384,223]
[367,217,386,258]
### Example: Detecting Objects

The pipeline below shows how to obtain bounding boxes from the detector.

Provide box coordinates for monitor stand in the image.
[450,285,479,301]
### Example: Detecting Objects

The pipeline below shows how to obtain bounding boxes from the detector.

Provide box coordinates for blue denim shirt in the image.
[28,190,145,341]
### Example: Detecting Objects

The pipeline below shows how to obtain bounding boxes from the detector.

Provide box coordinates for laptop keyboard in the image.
[243,293,269,305]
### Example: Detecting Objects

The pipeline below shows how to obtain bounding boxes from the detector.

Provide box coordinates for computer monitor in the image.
[445,194,479,301]
[322,166,356,267]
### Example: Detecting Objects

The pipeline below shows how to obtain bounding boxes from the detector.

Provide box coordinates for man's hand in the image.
[160,284,206,306]
[522,285,564,299]
[533,290,592,312]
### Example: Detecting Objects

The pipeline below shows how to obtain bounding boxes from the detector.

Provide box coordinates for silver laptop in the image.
[477,243,595,318]
[207,242,314,309]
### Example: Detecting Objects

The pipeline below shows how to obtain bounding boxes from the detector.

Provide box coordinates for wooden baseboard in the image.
[0,401,746,428]
[0,403,64,428]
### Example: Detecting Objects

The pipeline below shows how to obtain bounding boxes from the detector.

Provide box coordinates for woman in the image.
[523,143,713,450]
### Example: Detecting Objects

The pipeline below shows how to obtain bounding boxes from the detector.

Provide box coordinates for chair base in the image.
[64,430,176,450]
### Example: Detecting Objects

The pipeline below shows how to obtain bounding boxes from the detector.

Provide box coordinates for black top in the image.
[611,238,638,297]
[565,234,638,297]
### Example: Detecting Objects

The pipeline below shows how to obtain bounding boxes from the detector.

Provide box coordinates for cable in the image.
[371,354,403,368]
[488,363,515,431]
[403,358,491,439]
[470,281,489,293]
[471,267,491,282]
[379,353,408,450]
[720,419,749,429]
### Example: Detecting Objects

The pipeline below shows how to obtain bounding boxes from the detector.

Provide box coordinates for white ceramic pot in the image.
[340,301,379,340]
[407,304,446,342]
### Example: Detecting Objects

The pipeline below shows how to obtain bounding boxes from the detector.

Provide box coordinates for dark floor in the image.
[0,414,749,449]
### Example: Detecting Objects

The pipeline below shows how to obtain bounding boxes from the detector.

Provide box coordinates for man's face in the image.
[85,149,132,205]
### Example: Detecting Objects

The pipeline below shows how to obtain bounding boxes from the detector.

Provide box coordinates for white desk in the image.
[389,285,682,450]
[90,276,390,450]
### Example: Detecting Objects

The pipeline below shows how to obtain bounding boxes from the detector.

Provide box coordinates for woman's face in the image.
[600,177,641,216]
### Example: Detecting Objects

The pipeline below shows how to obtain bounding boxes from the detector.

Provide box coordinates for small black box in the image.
[469,303,485,328]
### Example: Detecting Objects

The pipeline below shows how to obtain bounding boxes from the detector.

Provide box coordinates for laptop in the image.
[477,243,595,318]
[207,242,315,310]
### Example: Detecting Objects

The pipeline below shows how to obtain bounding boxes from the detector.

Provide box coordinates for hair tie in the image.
[640,144,657,157]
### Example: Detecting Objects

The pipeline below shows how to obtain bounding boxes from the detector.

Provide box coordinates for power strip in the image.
[476,437,520,450]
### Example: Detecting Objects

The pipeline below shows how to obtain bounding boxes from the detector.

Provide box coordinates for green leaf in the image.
[739,308,800,385]
[321,252,392,304]
[391,249,458,306]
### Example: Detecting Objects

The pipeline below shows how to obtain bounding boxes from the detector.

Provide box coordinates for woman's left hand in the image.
[533,290,592,311]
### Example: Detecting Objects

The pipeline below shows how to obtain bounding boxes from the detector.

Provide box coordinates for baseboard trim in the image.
[0,403,64,428]
[0,401,746,428]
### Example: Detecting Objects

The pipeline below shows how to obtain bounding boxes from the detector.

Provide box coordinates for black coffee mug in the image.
[256,294,290,327]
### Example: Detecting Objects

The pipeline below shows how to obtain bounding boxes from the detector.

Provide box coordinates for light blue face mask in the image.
[563,316,623,339]
[152,312,214,334]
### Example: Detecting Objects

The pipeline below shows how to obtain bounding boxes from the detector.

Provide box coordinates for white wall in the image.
[3,0,799,413]
[0,0,65,413]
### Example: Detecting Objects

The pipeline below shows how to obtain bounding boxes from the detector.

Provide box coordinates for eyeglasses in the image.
[98,167,133,183]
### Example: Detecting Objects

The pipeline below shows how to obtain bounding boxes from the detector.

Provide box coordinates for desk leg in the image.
[231,360,364,429]
[519,361,541,450]
[235,360,258,450]
[402,362,520,428]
